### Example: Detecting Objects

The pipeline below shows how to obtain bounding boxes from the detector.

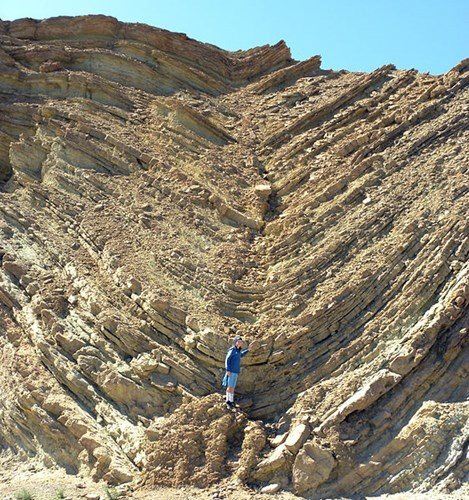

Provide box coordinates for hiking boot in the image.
[225,401,234,409]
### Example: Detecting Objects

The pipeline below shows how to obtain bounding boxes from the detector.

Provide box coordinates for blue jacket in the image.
[225,346,248,373]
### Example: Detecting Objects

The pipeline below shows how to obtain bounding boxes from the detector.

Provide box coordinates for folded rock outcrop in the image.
[0,14,467,498]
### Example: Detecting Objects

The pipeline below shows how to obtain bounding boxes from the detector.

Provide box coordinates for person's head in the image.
[233,335,244,348]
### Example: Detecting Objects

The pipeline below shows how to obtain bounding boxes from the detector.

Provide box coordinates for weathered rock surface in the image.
[0,14,468,498]
[293,441,336,494]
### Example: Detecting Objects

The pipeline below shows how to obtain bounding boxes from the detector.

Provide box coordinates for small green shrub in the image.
[104,486,120,500]
[14,490,34,500]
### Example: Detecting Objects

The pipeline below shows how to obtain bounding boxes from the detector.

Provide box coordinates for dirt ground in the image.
[1,459,468,500]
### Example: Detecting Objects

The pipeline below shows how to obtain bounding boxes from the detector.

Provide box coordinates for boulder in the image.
[292,441,336,494]
[254,443,293,480]
[284,422,310,454]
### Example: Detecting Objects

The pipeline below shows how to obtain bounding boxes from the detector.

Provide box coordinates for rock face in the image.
[0,14,468,497]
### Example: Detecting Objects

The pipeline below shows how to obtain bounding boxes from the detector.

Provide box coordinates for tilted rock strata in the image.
[0,15,468,497]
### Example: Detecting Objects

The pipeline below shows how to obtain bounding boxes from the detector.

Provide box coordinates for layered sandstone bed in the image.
[0,15,468,498]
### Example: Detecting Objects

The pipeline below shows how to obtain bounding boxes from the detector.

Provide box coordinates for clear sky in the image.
[0,0,467,74]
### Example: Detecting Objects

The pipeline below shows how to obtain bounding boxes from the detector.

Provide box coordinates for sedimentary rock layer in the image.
[0,15,467,497]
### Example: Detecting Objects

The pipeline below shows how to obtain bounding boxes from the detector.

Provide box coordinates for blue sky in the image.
[0,0,467,74]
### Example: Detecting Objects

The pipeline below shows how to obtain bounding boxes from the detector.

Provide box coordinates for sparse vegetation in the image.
[55,489,65,499]
[14,490,34,500]
[104,486,120,499]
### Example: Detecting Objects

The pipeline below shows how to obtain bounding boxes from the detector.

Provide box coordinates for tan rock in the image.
[292,441,336,493]
[260,483,281,494]
[0,14,467,497]
[254,444,293,480]
[284,422,310,453]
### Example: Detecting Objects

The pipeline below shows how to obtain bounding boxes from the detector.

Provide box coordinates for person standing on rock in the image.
[224,335,258,409]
